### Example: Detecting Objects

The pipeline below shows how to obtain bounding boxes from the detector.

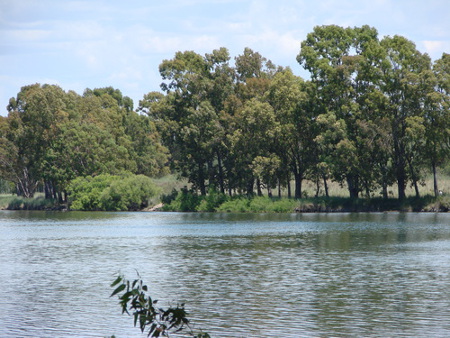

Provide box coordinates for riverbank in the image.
[162,192,450,213]
[2,194,450,213]
[0,195,64,211]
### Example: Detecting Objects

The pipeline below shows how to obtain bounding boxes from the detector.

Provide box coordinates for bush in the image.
[5,196,58,210]
[216,197,251,213]
[161,188,179,205]
[162,187,202,212]
[101,175,160,211]
[68,174,160,211]
[68,174,116,210]
[216,196,298,213]
[197,188,228,212]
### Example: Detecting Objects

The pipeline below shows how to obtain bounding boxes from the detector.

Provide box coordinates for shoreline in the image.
[2,199,449,213]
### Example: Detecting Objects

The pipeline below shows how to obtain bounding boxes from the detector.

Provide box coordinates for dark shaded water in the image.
[1,211,450,337]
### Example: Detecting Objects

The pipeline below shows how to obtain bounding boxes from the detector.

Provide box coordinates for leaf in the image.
[110,283,126,297]
[110,275,122,287]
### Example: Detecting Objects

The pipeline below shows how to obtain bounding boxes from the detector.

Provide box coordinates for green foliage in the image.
[162,187,202,212]
[101,175,160,211]
[160,188,179,205]
[2,84,168,201]
[214,197,251,213]
[68,174,159,211]
[110,273,210,338]
[216,196,298,213]
[3,196,58,210]
[162,187,228,212]
[68,174,116,211]
[197,187,228,212]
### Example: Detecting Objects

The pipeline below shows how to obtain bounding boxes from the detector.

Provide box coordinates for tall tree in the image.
[4,84,71,197]
[266,68,315,198]
[298,25,381,198]
[379,35,432,199]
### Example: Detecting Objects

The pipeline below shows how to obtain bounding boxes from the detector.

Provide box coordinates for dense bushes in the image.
[162,187,228,212]
[162,189,450,213]
[68,174,160,211]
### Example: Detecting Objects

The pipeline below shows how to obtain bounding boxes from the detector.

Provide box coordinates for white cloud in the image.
[421,40,450,59]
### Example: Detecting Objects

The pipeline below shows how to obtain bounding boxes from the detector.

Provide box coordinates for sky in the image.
[1,0,449,115]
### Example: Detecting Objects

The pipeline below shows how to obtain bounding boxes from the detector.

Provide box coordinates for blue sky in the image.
[1,0,449,115]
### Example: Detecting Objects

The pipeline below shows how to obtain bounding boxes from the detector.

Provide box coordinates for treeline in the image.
[1,24,449,203]
[144,25,450,200]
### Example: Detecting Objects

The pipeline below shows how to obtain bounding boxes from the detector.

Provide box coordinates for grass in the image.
[275,172,450,199]
[0,194,59,210]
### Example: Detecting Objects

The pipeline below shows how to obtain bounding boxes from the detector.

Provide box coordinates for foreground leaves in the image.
[110,273,210,338]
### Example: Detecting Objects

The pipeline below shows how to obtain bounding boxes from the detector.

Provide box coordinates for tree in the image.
[266,69,316,198]
[151,49,235,195]
[297,25,383,198]
[379,35,432,199]
[228,99,280,196]
[425,53,450,196]
[4,84,72,198]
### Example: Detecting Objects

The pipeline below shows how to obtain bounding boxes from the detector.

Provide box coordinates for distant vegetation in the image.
[0,24,449,211]
[67,173,160,211]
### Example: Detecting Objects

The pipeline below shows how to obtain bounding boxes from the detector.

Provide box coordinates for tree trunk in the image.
[432,161,439,197]
[287,173,292,198]
[315,178,320,198]
[246,178,254,196]
[347,175,359,199]
[407,158,420,198]
[294,171,303,199]
[323,175,329,198]
[256,178,263,196]
[382,182,388,199]
[198,162,206,195]
[44,181,52,199]
[397,173,406,201]
[394,124,406,201]
[217,151,225,194]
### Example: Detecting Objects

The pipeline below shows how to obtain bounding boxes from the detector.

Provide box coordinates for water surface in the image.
[1,211,450,337]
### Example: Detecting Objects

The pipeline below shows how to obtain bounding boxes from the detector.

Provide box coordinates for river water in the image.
[1,211,450,337]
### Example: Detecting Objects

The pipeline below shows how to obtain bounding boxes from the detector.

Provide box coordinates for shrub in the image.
[68,174,116,210]
[68,174,159,211]
[161,188,179,205]
[101,175,160,211]
[216,197,251,213]
[162,187,202,212]
[5,196,58,210]
[197,188,228,212]
[270,198,298,213]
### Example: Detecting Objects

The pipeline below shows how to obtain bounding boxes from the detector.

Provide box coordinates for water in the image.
[1,211,450,337]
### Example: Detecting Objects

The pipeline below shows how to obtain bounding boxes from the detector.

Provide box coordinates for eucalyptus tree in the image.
[298,25,382,198]
[425,53,450,196]
[378,35,433,199]
[154,48,235,194]
[3,84,72,198]
[228,99,281,196]
[266,68,315,198]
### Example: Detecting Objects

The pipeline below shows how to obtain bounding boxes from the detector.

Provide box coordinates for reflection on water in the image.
[1,211,450,337]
